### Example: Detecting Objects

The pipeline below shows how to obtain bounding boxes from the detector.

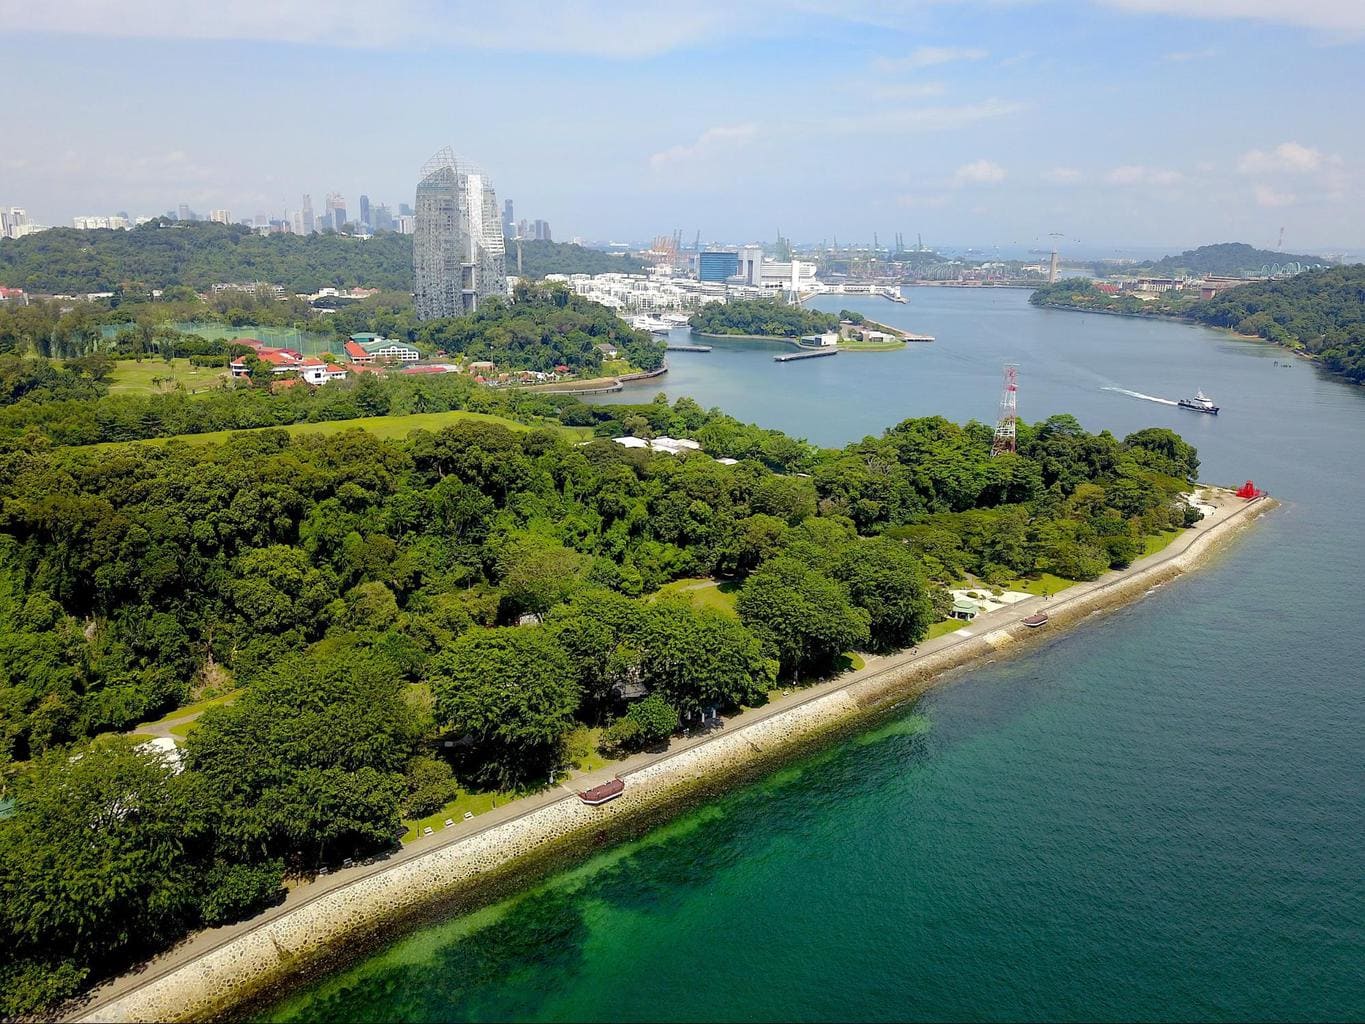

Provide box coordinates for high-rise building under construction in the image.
[414,147,506,320]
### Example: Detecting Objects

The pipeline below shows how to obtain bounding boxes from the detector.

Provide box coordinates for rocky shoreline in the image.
[74,495,1275,1024]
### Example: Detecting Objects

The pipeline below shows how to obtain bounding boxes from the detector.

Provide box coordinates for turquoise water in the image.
[265,289,1364,1022]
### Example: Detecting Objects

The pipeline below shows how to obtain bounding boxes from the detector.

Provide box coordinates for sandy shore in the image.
[72,491,1274,1023]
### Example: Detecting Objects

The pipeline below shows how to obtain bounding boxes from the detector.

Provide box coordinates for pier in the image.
[666,343,712,352]
[774,349,838,362]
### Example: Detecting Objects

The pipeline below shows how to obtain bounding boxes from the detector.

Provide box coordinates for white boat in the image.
[1178,390,1219,415]
[629,315,671,335]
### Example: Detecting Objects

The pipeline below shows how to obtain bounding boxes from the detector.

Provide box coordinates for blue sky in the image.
[2,0,1362,253]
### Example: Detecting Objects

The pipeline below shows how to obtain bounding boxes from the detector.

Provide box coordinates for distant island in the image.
[689,298,840,338]
[1095,242,1335,279]
[1030,264,1365,383]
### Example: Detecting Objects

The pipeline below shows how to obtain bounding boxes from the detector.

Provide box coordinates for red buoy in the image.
[1235,480,1266,499]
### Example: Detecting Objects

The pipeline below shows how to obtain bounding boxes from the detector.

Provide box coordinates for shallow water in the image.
[265,288,1365,1021]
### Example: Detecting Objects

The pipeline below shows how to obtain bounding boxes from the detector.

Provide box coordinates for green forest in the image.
[0,361,1200,1013]
[689,298,840,337]
[0,281,665,382]
[0,222,645,295]
[1030,265,1365,383]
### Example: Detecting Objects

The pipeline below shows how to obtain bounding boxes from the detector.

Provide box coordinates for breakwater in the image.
[73,492,1271,1024]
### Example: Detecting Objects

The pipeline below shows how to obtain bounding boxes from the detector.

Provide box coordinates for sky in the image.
[2,0,1363,255]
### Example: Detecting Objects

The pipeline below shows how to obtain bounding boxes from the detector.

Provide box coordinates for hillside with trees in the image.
[417,282,664,373]
[0,224,648,296]
[511,239,646,278]
[1032,266,1365,383]
[0,384,1199,1014]
[0,281,661,378]
[1188,265,1365,382]
[689,298,839,337]
[0,221,416,294]
[1100,242,1333,278]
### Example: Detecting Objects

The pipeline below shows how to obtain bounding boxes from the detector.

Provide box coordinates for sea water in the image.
[264,288,1364,1021]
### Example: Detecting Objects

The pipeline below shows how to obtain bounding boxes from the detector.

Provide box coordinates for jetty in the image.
[666,343,712,352]
[775,349,838,362]
[903,332,934,342]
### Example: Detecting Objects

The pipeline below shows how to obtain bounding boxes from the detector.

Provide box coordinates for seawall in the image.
[74,495,1274,1023]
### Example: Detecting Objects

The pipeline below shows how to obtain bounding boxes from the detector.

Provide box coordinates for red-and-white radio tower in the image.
[990,364,1018,457]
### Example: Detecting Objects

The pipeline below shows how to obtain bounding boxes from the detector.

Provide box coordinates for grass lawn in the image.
[925,618,971,640]
[836,652,867,672]
[998,573,1078,597]
[649,577,739,617]
[401,789,510,844]
[81,410,589,454]
[836,339,907,351]
[565,726,610,775]
[104,358,230,396]
[1141,529,1184,558]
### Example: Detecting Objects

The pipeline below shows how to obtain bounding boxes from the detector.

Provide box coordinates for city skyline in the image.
[2,1,1363,250]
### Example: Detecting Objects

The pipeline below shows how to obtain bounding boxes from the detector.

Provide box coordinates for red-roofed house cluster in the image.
[228,339,349,385]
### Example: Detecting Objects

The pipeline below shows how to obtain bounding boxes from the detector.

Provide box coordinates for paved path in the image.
[72,489,1262,1020]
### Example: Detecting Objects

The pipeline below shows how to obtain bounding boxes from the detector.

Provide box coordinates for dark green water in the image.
[266,290,1364,1021]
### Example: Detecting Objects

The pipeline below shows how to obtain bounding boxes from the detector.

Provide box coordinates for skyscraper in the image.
[359,194,371,229]
[414,147,507,321]
[325,193,347,232]
[373,204,393,232]
[301,194,315,234]
[502,199,514,237]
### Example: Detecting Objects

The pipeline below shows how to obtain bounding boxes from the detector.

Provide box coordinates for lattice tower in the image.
[990,364,1018,457]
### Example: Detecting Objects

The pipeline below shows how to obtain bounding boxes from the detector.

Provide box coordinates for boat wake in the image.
[1102,386,1178,407]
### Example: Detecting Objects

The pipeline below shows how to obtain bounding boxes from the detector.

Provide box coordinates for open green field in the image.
[1141,529,1184,558]
[649,577,740,617]
[836,339,907,351]
[925,618,970,641]
[400,789,509,844]
[998,573,1078,597]
[80,410,590,454]
[105,358,230,396]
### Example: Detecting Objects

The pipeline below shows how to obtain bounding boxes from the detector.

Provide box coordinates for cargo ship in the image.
[1178,390,1219,415]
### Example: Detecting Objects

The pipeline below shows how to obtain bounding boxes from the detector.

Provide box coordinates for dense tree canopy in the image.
[0,223,647,296]
[689,298,840,338]
[0,392,1196,1014]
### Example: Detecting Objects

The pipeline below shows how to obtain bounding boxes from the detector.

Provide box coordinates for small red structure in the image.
[1235,480,1266,499]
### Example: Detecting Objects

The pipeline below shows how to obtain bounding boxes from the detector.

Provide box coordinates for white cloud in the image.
[1254,184,1297,207]
[1237,142,1324,174]
[1042,167,1083,183]
[1106,164,1183,186]
[649,124,756,170]
[1095,0,1365,33]
[1163,47,1219,61]
[872,46,988,72]
[954,159,1006,185]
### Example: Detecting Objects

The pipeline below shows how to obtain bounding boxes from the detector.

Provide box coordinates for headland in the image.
[71,490,1274,1024]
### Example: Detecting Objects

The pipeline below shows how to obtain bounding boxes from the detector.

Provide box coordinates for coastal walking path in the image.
[71,488,1270,1023]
